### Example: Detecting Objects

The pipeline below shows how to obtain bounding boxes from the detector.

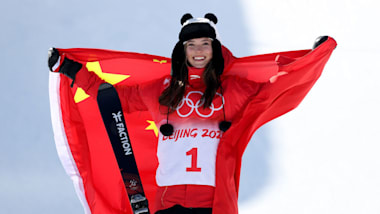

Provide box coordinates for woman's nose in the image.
[194,45,203,52]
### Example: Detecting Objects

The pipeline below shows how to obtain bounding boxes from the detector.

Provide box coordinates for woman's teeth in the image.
[194,56,205,60]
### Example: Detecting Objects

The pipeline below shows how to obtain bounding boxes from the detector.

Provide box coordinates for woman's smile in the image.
[185,37,213,68]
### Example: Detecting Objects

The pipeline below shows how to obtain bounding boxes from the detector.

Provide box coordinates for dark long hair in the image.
[159,41,222,110]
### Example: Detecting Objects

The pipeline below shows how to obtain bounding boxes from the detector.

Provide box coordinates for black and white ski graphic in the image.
[97,83,150,214]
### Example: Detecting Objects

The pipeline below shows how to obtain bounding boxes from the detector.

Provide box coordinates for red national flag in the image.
[49,37,337,214]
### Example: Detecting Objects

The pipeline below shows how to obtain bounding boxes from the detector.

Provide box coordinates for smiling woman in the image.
[185,37,213,68]
[158,14,225,118]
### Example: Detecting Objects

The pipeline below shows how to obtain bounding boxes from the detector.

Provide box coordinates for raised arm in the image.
[48,49,148,113]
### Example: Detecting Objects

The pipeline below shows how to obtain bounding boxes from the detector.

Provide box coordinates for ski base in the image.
[97,83,150,214]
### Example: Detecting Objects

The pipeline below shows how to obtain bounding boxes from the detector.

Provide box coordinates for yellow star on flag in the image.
[153,59,167,64]
[74,61,130,103]
[145,120,159,137]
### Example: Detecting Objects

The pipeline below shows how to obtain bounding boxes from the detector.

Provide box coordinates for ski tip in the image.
[98,83,114,91]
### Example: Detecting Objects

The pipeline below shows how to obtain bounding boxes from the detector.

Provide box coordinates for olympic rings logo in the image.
[176,91,225,118]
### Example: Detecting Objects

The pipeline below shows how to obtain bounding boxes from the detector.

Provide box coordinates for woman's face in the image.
[185,37,213,68]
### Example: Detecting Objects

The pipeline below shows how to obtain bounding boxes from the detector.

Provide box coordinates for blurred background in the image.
[1,0,379,213]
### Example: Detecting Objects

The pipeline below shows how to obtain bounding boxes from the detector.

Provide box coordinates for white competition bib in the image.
[156,120,221,187]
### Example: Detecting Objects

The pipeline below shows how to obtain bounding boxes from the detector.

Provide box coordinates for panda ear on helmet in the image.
[181,13,193,25]
[204,13,218,24]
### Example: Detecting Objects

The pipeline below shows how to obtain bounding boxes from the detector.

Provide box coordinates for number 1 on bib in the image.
[186,148,202,172]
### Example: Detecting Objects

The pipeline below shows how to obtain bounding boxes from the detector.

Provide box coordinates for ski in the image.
[97,83,150,214]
